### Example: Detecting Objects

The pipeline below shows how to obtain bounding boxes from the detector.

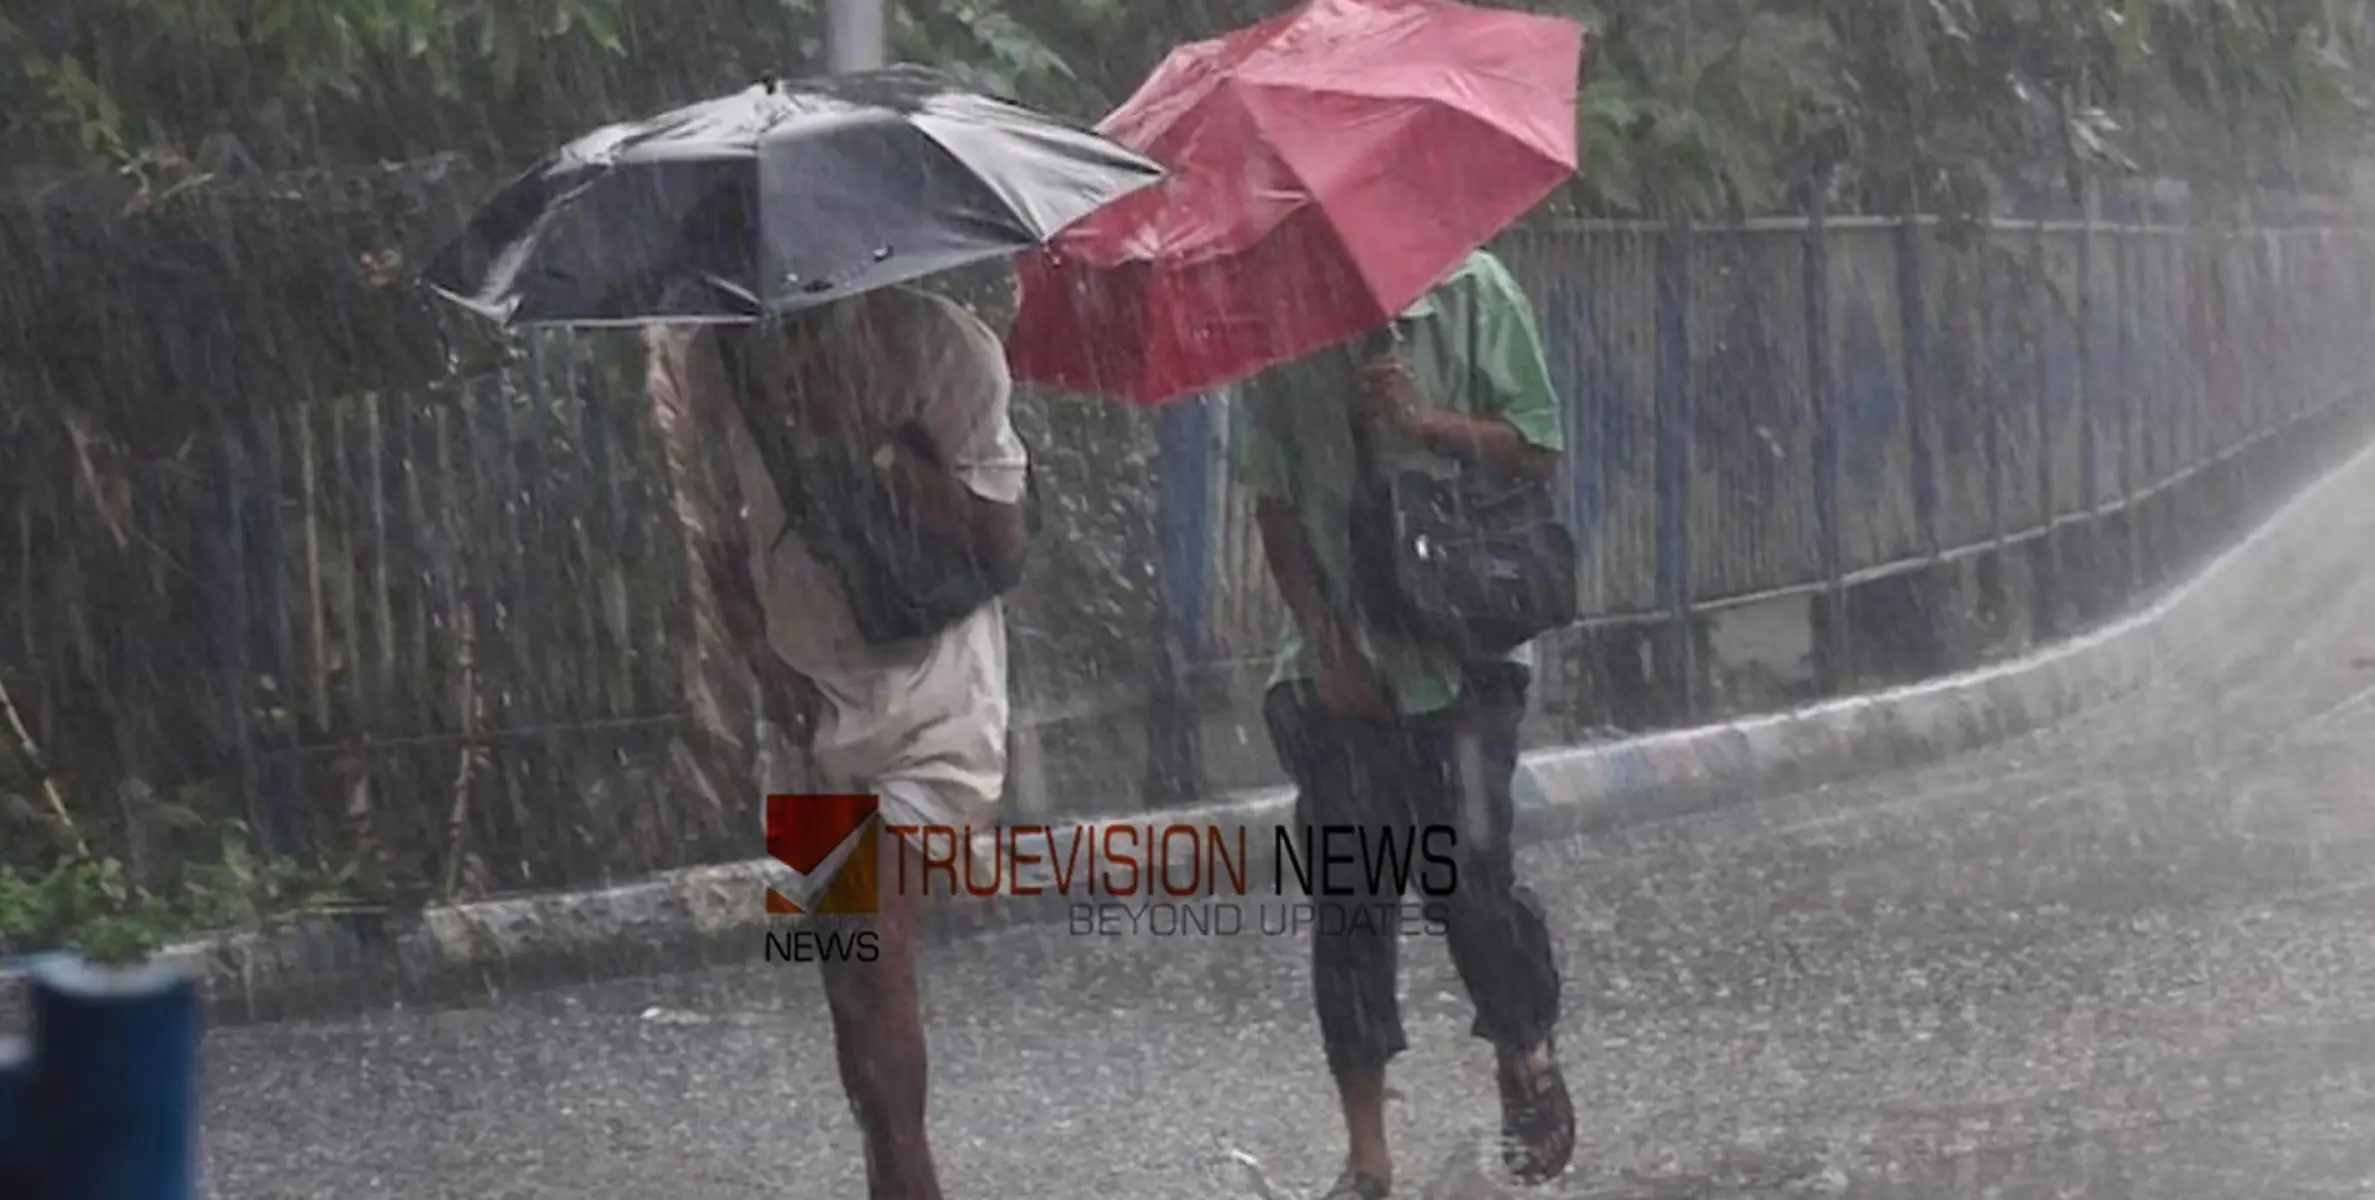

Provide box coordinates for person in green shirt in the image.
[1234,247,1573,1199]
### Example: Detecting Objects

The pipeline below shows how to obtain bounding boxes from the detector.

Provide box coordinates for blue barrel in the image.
[16,957,201,1200]
[0,1034,28,1192]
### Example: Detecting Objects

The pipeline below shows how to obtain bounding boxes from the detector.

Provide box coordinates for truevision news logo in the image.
[759,794,1463,959]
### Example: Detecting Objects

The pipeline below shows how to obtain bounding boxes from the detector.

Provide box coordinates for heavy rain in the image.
[5,1,2375,1197]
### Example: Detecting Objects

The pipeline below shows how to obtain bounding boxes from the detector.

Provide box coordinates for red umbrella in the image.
[1007,0,1587,405]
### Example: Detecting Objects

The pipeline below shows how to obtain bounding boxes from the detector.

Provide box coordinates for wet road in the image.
[202,539,2375,1197]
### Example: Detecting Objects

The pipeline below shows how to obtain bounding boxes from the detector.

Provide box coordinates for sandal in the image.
[1323,1169,1392,1199]
[1495,1039,1576,1184]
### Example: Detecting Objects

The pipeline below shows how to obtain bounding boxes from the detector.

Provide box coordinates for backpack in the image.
[725,366,1039,647]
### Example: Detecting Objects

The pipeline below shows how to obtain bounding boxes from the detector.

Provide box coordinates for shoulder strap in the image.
[1349,400,1379,481]
[721,376,813,553]
[1022,454,1044,538]
[1348,320,1422,483]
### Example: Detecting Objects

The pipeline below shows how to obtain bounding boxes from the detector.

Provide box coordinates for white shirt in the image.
[647,287,1026,827]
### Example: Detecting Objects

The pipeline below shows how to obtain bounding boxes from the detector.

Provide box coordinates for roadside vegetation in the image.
[5,0,2371,958]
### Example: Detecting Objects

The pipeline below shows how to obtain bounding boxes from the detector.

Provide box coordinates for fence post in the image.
[1143,394,1215,810]
[1973,221,2010,638]
[1651,222,1697,722]
[2072,184,2108,621]
[1803,186,1848,693]
[2110,219,2148,591]
[2167,229,2191,564]
[2363,233,2375,433]
[208,426,274,855]
[1890,211,1952,675]
[2187,229,2223,555]
[2025,221,2063,644]
[1897,216,1940,560]
[247,409,303,864]
[12,958,201,1200]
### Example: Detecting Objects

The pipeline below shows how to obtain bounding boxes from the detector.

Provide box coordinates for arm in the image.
[692,533,765,657]
[1235,376,1388,716]
[1359,261,1567,479]
[696,530,815,733]
[1254,495,1354,658]
[648,329,811,730]
[1394,403,1560,478]
[650,331,772,658]
[1252,490,1387,718]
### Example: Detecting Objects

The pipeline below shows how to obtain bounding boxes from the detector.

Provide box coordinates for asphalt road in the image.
[201,533,2375,1198]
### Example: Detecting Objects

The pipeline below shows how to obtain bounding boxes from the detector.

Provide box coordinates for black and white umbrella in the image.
[424,65,1166,327]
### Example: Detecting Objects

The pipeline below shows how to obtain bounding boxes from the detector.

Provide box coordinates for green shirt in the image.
[1231,249,1566,716]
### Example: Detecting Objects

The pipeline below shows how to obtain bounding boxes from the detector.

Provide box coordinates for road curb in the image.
[9,427,2371,1029]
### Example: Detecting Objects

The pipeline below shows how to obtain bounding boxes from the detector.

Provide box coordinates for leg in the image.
[1425,666,1559,1058]
[818,831,941,1200]
[1414,665,1571,1183]
[1262,683,1413,1195]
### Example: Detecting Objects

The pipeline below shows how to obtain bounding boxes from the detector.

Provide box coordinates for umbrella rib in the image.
[430,170,610,322]
[1218,83,1401,307]
[906,105,1150,241]
[1237,65,1573,107]
[757,116,1036,306]
[1232,72,1577,163]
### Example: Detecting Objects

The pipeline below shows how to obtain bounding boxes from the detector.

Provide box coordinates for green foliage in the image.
[0,0,1097,180]
[0,821,356,964]
[895,0,1088,107]
[0,0,628,173]
[5,0,2372,214]
[1531,0,2375,217]
[1796,0,2373,211]
[1563,2,1842,217]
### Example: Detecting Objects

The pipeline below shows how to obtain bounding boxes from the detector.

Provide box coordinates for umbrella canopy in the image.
[424,65,1165,328]
[1007,0,1586,404]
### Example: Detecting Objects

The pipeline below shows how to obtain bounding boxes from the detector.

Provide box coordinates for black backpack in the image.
[730,387,1038,648]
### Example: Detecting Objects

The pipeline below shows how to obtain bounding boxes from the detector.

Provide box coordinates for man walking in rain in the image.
[1236,247,1573,1198]
[645,282,1030,1200]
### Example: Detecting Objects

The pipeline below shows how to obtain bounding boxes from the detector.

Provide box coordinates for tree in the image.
[0,0,1096,184]
[1554,0,1841,217]
[1537,0,2374,218]
[12,0,2366,218]
[1783,0,2375,215]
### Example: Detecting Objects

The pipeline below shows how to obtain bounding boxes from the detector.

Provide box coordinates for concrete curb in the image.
[9,424,2371,1028]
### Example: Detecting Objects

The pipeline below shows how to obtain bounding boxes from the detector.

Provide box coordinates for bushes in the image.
[0,821,355,964]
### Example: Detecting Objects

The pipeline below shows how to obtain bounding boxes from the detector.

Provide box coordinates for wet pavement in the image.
[201,552,2375,1198]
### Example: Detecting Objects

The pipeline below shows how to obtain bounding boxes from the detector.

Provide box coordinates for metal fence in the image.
[1207,217,2373,667]
[4,213,2371,902]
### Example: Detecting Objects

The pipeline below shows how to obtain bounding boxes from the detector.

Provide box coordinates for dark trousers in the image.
[1262,663,1560,1077]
